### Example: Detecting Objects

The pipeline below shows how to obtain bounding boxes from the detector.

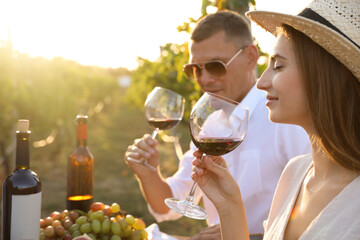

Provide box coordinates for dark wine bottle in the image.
[66,114,94,212]
[1,119,42,240]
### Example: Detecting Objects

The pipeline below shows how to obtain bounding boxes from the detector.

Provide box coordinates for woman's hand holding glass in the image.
[192,150,243,208]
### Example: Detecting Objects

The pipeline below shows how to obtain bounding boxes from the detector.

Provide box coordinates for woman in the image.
[191,0,360,239]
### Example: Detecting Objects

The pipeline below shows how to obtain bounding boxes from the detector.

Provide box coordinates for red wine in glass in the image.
[190,135,243,156]
[147,118,182,131]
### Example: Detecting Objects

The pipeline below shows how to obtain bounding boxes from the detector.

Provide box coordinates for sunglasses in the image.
[183,46,247,80]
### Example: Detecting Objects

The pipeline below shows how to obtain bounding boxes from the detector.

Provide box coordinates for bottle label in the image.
[10,192,42,240]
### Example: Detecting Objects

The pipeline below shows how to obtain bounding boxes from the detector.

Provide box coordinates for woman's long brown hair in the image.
[280,25,360,171]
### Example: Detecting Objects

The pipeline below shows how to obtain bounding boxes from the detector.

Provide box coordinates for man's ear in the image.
[246,44,259,70]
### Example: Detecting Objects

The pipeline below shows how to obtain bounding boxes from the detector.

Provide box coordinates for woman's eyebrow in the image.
[270,54,287,61]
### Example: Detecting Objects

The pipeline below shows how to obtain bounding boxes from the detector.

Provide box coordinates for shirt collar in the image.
[239,84,266,118]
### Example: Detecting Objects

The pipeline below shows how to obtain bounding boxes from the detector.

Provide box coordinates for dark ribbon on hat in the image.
[298,8,360,49]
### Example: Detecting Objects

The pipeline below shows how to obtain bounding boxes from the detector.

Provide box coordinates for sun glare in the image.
[0,0,202,70]
[0,0,311,70]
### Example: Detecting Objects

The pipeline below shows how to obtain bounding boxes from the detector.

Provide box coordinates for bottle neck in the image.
[76,124,88,147]
[16,132,30,169]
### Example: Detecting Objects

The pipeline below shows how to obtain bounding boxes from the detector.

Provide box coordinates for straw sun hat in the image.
[246,0,360,81]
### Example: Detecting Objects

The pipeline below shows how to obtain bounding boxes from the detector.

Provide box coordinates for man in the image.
[124,10,311,239]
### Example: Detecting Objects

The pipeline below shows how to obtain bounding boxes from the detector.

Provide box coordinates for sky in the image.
[0,0,312,70]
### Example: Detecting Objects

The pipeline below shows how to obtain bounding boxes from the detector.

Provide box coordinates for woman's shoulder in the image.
[284,153,312,175]
[274,153,313,189]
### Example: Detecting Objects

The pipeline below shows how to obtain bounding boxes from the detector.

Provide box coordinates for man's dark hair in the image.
[191,10,253,46]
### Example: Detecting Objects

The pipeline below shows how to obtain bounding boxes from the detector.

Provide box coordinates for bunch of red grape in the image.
[39,202,148,240]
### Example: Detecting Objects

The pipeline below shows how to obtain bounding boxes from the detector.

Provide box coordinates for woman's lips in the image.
[266,95,278,107]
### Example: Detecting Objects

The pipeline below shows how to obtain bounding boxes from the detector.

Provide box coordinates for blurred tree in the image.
[0,41,17,175]
[0,42,120,177]
[202,0,256,15]
[124,43,200,121]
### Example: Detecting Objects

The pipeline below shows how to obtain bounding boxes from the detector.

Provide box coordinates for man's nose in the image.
[197,70,217,86]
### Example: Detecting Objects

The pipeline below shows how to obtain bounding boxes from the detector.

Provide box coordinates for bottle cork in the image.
[18,119,30,133]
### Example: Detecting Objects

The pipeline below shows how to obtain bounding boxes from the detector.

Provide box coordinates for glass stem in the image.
[185,183,198,204]
[185,153,204,204]
[152,128,159,139]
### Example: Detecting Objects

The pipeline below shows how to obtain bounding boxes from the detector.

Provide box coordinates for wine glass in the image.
[145,87,185,139]
[165,92,249,219]
[127,86,185,171]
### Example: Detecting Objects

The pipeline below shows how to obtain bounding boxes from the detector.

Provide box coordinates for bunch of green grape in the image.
[39,202,148,240]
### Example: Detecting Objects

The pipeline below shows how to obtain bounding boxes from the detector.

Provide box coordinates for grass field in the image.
[1,91,207,237]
